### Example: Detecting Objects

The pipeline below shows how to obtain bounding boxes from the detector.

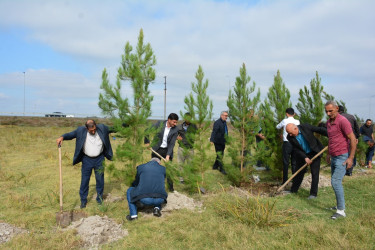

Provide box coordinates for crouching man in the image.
[126,158,168,221]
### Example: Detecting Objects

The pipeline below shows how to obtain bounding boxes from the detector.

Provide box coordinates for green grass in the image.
[0,124,374,249]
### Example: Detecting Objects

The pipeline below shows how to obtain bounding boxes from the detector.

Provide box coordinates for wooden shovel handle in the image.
[58,145,63,212]
[149,148,167,162]
[276,146,328,193]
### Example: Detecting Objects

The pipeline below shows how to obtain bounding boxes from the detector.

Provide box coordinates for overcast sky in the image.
[0,0,374,120]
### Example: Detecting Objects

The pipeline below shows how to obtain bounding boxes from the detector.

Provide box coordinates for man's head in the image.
[285,108,295,117]
[338,105,345,114]
[220,111,228,121]
[286,123,299,137]
[167,113,179,128]
[85,120,97,135]
[325,100,339,120]
[150,157,161,164]
[365,119,372,127]
[184,112,192,125]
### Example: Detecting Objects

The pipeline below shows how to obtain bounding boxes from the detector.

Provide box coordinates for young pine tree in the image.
[181,65,213,193]
[259,70,292,176]
[296,71,325,125]
[98,29,156,184]
[227,63,260,175]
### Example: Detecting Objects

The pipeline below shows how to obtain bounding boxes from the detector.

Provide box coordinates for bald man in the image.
[56,120,114,208]
[286,123,327,199]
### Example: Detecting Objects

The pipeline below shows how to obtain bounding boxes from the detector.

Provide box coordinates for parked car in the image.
[45,112,66,117]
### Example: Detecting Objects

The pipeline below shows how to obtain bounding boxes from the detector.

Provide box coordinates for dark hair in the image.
[85,120,96,129]
[285,108,295,115]
[168,113,179,121]
[338,105,345,113]
[366,119,372,123]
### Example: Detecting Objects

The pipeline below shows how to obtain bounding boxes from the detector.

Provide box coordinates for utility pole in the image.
[164,76,167,120]
[370,95,375,118]
[23,72,26,116]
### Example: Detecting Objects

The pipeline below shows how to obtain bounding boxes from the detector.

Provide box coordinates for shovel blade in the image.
[56,211,73,228]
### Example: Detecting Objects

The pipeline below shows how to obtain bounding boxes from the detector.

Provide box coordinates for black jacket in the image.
[61,124,113,165]
[341,113,360,139]
[145,121,179,158]
[130,161,168,203]
[177,122,197,149]
[210,118,227,145]
[287,123,327,160]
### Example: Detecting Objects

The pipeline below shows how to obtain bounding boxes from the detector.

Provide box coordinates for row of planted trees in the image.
[98,29,364,191]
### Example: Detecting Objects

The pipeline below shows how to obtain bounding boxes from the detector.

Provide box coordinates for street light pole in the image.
[164,76,167,120]
[370,95,375,118]
[23,72,25,116]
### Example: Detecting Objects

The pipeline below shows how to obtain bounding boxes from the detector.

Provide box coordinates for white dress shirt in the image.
[83,132,103,157]
[160,123,171,148]
[276,117,300,142]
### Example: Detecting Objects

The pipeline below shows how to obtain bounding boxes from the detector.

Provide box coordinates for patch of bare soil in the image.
[64,215,128,249]
[0,223,27,245]
[301,174,332,189]
[238,182,280,197]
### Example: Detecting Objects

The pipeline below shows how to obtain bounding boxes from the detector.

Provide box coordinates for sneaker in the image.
[331,212,346,220]
[307,195,317,200]
[153,207,162,217]
[126,215,138,221]
[326,206,337,210]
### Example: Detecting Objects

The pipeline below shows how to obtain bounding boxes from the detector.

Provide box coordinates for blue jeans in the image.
[127,187,165,216]
[80,154,105,204]
[366,146,374,164]
[331,153,348,210]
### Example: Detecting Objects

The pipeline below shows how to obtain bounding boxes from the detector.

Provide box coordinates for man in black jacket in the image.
[126,158,168,221]
[210,111,229,174]
[338,105,360,175]
[286,123,327,199]
[177,113,197,165]
[56,120,113,208]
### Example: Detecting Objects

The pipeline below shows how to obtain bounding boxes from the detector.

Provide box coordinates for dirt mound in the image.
[301,174,331,189]
[0,223,27,244]
[64,215,128,248]
[163,191,202,212]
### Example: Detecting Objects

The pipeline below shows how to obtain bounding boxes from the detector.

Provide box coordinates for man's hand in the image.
[343,157,353,169]
[177,135,182,141]
[56,137,63,146]
[210,142,214,145]
[165,155,170,161]
[144,143,150,147]
[305,158,312,165]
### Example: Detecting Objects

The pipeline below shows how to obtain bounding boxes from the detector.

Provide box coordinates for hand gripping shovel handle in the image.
[149,148,167,162]
[58,144,63,212]
[276,146,328,193]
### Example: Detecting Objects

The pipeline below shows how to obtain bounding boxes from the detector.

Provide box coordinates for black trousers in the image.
[282,141,296,184]
[151,147,174,191]
[213,143,225,171]
[291,152,321,196]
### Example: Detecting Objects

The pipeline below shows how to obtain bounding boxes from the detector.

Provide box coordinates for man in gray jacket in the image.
[56,120,113,208]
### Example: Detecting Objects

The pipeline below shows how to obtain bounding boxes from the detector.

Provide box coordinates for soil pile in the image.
[0,223,27,244]
[65,215,128,248]
[301,174,331,189]
[163,191,202,212]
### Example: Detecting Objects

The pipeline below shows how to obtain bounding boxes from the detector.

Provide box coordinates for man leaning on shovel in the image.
[285,123,327,199]
[56,119,114,209]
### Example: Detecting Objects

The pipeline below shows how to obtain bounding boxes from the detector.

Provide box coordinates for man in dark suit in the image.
[145,113,179,191]
[286,123,327,199]
[56,120,113,208]
[126,158,168,221]
[210,111,229,174]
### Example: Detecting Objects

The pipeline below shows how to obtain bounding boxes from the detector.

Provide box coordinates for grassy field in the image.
[0,118,374,249]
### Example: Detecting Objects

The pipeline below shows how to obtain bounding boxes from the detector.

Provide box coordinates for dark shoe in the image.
[153,207,162,217]
[126,215,138,221]
[331,212,346,220]
[80,202,86,209]
[307,195,317,200]
[212,166,218,170]
[345,172,352,176]
[220,169,227,175]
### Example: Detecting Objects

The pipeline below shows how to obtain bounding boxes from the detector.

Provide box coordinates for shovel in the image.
[272,146,328,195]
[55,144,73,227]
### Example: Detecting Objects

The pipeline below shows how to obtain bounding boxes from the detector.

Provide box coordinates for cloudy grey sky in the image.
[0,0,374,120]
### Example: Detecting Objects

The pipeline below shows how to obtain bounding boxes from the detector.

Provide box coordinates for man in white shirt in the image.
[145,113,179,191]
[56,120,113,208]
[276,108,300,184]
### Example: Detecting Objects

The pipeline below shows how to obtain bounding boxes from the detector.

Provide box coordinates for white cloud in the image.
[0,0,374,119]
